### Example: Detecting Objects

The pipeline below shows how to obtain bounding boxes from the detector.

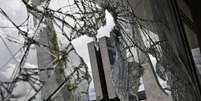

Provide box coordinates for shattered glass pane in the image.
[0,0,200,101]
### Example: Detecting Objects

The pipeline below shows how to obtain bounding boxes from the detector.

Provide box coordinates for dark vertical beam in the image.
[170,0,201,99]
[183,0,201,52]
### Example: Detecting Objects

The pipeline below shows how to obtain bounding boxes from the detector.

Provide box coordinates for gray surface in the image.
[142,63,172,101]
[36,27,65,101]
[99,37,117,99]
[88,42,104,100]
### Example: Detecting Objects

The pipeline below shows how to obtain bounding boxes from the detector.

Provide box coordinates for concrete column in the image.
[88,42,106,100]
[88,37,120,101]
[99,37,117,100]
[142,63,172,101]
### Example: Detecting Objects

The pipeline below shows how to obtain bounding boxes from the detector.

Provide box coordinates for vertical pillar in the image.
[99,37,118,100]
[88,42,108,100]
[142,63,172,101]
[88,37,120,101]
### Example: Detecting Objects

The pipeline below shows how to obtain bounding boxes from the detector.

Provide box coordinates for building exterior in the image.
[141,63,172,101]
[128,0,201,101]
[91,0,201,101]
[88,37,148,101]
[88,37,119,101]
[35,0,201,100]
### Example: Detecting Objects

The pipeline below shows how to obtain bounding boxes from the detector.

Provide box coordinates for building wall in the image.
[142,63,172,101]
[128,0,174,101]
